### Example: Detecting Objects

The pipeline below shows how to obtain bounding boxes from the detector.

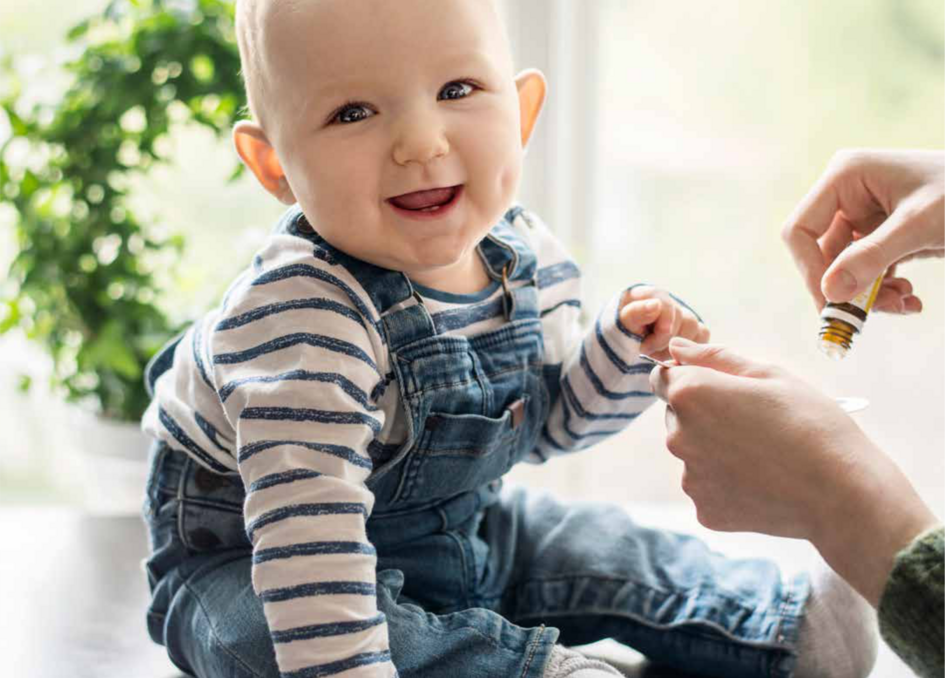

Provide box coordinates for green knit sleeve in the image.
[878,526,944,678]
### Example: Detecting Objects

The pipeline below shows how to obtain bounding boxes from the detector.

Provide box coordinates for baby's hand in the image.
[618,286,709,361]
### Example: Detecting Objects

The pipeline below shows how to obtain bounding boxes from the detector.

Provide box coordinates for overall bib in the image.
[142,210,808,678]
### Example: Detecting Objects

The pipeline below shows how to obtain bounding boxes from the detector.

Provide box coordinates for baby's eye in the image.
[332,103,375,125]
[438,81,477,101]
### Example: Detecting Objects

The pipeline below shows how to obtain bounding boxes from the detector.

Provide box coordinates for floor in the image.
[0,505,912,678]
[2,509,181,678]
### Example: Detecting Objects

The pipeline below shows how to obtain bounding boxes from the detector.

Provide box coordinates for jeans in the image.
[144,442,807,678]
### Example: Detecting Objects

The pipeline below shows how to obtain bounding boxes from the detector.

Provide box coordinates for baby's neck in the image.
[409,251,492,296]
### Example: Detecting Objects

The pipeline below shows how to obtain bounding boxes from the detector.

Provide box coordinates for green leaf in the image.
[226,161,245,182]
[83,319,142,380]
[0,301,20,334]
[67,19,92,41]
[19,170,41,200]
[17,374,32,393]
[190,54,215,83]
[5,107,30,138]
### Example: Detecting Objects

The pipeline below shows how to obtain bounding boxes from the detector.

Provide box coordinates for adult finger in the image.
[818,211,857,265]
[872,285,906,313]
[663,405,681,458]
[872,275,921,312]
[822,198,942,302]
[667,338,770,378]
[649,364,669,401]
[782,171,843,310]
[903,295,923,313]
[649,360,702,406]
[882,275,913,297]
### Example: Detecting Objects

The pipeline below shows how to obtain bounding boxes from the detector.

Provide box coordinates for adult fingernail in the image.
[826,269,857,300]
[645,299,660,310]
[904,296,923,314]
[670,336,694,348]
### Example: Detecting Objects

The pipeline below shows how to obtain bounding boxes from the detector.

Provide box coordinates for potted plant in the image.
[0,0,245,510]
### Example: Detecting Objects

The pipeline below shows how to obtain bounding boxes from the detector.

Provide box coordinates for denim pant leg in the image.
[480,487,809,678]
[378,568,557,678]
[155,551,282,677]
[372,498,559,678]
[143,442,279,678]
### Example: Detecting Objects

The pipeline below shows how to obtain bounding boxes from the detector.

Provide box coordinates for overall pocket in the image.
[393,395,527,504]
[178,459,249,553]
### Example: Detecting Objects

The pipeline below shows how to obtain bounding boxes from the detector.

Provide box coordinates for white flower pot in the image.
[53,409,153,515]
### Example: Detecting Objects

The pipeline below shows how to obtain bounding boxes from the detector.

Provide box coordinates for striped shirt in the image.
[142,207,657,677]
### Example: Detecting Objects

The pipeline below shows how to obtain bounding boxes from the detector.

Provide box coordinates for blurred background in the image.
[0,0,942,521]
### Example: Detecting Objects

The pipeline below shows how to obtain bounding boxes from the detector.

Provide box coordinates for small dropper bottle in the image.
[818,274,884,360]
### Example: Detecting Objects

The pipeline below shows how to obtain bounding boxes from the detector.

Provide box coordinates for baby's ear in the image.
[514,69,546,148]
[233,121,296,205]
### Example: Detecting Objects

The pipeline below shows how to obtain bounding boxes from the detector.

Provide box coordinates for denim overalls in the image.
[143,208,809,678]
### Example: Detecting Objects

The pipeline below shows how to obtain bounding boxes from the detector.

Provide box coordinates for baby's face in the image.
[262,0,525,290]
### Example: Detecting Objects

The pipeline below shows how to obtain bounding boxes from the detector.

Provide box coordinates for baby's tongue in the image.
[390,187,454,210]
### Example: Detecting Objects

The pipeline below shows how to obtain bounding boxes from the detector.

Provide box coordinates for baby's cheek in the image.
[487,143,522,214]
[470,161,520,229]
[498,155,521,201]
[467,117,521,190]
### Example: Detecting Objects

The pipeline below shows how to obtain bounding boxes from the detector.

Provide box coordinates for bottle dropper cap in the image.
[818,337,849,360]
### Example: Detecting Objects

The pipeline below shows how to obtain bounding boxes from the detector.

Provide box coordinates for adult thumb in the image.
[667,338,765,377]
[821,206,930,303]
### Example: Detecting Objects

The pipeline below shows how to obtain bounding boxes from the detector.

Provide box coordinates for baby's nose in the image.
[392,117,450,166]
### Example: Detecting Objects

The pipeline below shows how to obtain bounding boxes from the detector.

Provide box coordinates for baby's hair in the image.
[234,0,268,124]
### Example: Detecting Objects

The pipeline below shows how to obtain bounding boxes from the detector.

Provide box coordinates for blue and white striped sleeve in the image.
[538,289,656,457]
[211,236,396,678]
[515,210,657,460]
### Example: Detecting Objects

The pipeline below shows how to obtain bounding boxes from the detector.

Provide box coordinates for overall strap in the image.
[278,206,438,351]
[279,206,416,314]
[480,208,541,322]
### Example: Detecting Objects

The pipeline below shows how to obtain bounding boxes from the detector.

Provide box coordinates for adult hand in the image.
[782,149,944,313]
[649,337,939,606]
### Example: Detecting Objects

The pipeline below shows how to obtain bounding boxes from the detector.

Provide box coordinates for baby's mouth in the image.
[387,185,462,212]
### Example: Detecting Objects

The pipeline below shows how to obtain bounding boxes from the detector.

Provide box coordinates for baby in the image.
[141,1,876,677]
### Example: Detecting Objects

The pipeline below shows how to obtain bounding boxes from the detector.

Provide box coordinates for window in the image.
[503,0,944,505]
